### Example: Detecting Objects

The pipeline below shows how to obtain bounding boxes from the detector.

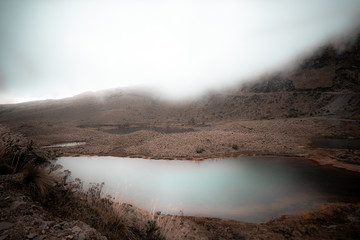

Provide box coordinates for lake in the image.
[56,156,360,223]
[42,142,86,148]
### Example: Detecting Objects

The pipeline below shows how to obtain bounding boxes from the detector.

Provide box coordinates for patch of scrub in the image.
[311,137,360,150]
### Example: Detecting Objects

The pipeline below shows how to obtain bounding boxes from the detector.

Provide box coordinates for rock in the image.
[347,215,360,223]
[27,232,38,239]
[44,221,55,227]
[325,225,337,229]
[0,222,14,231]
[39,222,47,230]
[53,224,62,229]
[71,226,82,233]
[34,235,46,240]
[78,232,86,240]
[0,235,8,240]
[10,200,26,210]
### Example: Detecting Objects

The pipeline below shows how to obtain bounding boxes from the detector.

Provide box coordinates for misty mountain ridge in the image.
[0,35,359,127]
[240,34,360,93]
[0,33,359,175]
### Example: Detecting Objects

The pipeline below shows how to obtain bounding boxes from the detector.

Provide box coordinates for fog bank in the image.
[1,0,360,103]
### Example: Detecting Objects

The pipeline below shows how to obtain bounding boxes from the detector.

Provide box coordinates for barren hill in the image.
[0,36,360,170]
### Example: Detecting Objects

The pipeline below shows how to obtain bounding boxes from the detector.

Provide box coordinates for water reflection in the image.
[56,157,360,223]
[42,142,86,148]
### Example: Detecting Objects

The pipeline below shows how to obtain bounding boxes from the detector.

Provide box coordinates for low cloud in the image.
[1,0,360,103]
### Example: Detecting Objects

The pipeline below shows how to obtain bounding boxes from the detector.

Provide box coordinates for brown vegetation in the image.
[23,165,56,202]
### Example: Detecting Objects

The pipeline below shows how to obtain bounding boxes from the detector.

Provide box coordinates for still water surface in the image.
[42,142,86,148]
[56,156,360,223]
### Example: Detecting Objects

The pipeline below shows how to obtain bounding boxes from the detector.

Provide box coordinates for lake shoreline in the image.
[53,155,360,239]
[27,118,358,175]
[2,172,360,240]
[56,155,360,223]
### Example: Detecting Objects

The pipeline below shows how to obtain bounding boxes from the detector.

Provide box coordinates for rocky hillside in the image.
[241,35,360,92]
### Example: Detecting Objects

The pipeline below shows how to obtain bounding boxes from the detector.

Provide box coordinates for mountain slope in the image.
[0,36,359,169]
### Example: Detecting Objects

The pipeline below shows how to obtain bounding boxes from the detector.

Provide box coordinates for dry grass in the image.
[23,165,56,201]
[153,214,186,240]
[1,125,166,240]
[0,125,50,173]
[34,168,166,240]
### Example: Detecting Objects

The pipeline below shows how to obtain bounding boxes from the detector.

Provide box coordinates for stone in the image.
[78,232,86,240]
[27,232,38,239]
[71,226,82,233]
[53,224,61,229]
[347,215,360,223]
[0,222,14,231]
[325,225,337,229]
[34,235,46,240]
[10,200,25,210]
[0,235,8,240]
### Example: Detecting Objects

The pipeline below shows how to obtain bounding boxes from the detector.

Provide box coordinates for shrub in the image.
[21,163,167,240]
[146,220,164,240]
[23,165,56,202]
[196,147,204,153]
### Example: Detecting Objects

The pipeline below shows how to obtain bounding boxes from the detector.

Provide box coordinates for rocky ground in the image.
[0,174,107,240]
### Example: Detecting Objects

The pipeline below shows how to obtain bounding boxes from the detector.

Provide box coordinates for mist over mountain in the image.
[1,34,359,125]
[1,26,360,240]
[1,0,360,103]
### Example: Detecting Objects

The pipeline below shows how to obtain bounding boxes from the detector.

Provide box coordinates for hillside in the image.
[0,36,360,171]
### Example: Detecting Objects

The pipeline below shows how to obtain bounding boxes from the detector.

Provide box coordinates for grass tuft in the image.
[23,165,56,201]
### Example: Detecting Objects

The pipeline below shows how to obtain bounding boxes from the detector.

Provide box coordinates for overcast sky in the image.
[1,0,360,103]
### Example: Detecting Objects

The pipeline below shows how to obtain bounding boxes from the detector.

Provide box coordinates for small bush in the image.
[44,175,148,240]
[23,165,56,201]
[146,220,164,240]
[21,163,167,240]
[232,144,239,150]
[196,147,205,153]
